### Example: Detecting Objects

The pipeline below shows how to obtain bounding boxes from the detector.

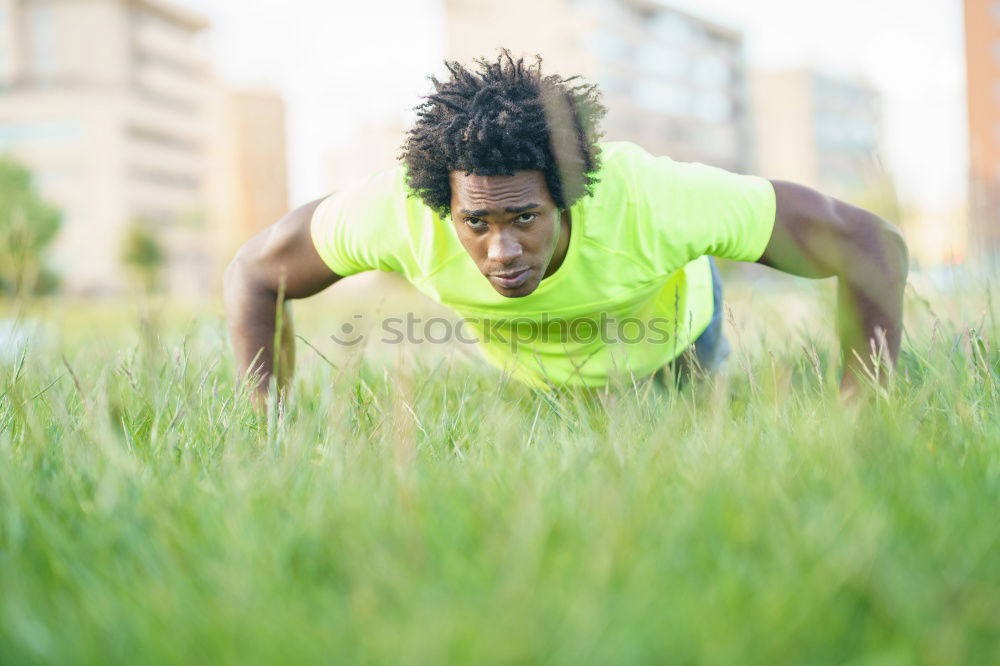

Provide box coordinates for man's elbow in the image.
[224,243,271,308]
[223,251,241,288]
[875,217,909,280]
[224,247,249,294]
[844,210,909,286]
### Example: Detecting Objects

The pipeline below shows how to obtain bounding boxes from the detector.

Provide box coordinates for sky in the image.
[173,0,968,212]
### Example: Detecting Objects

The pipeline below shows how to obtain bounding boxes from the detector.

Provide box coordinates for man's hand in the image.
[223,198,341,406]
[757,180,909,396]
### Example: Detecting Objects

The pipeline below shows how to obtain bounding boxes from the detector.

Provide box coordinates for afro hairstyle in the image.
[400,50,606,217]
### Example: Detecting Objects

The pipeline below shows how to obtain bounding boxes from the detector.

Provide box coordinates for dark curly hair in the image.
[400,50,606,217]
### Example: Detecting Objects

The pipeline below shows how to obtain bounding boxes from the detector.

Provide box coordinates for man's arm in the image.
[223,198,341,403]
[757,180,909,394]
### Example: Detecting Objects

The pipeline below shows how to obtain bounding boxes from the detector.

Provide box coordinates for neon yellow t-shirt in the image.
[311,141,776,388]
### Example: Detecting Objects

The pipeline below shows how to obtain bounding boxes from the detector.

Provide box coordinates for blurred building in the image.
[0,0,213,296]
[0,0,289,297]
[750,69,886,201]
[964,0,1000,261]
[444,0,753,173]
[207,87,289,270]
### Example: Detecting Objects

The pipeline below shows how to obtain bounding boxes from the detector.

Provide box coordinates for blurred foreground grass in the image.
[1,271,998,665]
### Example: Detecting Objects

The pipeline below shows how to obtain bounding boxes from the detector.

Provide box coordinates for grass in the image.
[0,274,998,665]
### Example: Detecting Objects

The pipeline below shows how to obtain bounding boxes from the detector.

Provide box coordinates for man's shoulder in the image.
[588,141,683,193]
[577,141,668,209]
[590,140,756,205]
[595,140,654,172]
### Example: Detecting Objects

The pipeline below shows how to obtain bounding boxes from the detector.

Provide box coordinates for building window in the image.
[637,42,686,79]
[694,91,731,123]
[635,79,689,115]
[130,165,201,191]
[126,124,201,154]
[693,56,730,89]
[0,121,83,149]
[28,2,56,83]
[134,83,199,114]
[130,7,194,47]
[649,12,692,44]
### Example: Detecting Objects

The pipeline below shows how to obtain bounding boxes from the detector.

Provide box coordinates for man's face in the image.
[449,170,564,298]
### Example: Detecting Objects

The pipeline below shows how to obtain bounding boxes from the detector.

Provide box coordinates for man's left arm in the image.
[756,180,909,395]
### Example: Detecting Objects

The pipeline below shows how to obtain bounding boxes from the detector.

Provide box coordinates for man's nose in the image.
[487,230,523,264]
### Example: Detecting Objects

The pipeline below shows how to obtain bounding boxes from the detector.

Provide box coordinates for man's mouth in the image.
[491,267,532,289]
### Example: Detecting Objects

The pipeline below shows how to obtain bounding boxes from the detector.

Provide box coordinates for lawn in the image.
[1,272,998,665]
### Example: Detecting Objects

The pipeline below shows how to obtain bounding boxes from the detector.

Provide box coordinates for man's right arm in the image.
[223,198,341,403]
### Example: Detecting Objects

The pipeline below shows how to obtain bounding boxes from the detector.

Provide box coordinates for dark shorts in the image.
[692,256,731,371]
[654,256,730,386]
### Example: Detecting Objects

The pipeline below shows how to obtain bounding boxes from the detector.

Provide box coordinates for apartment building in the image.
[750,69,885,201]
[445,0,753,173]
[207,87,289,265]
[0,0,214,296]
[964,0,1000,260]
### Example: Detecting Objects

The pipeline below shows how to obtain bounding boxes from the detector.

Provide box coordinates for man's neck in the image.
[542,210,571,279]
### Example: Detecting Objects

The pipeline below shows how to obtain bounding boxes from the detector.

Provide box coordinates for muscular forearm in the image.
[761,181,910,395]
[224,262,295,401]
[222,198,337,406]
[836,220,908,389]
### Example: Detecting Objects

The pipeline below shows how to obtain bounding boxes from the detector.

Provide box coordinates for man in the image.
[224,53,908,401]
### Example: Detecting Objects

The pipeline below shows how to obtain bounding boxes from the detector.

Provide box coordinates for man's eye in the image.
[465,218,487,230]
[515,213,537,224]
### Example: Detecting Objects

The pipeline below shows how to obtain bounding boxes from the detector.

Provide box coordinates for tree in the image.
[0,157,62,296]
[121,218,166,293]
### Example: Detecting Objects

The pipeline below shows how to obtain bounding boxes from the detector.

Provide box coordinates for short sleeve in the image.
[604,142,776,272]
[664,160,776,262]
[309,167,410,277]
